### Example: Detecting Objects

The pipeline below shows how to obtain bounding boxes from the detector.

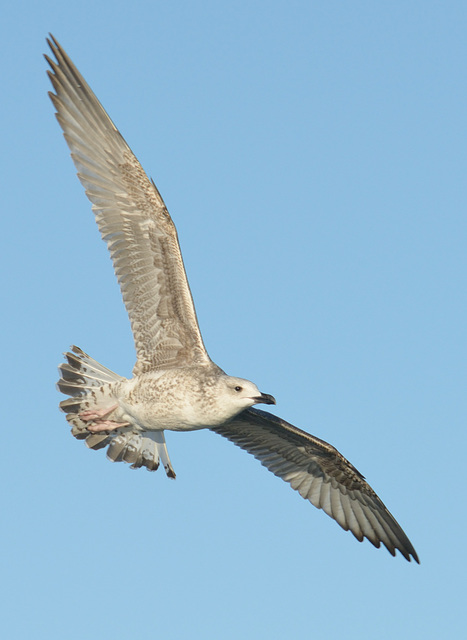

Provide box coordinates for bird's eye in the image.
[234,386,242,392]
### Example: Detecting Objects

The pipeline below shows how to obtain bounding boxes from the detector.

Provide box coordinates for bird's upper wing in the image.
[45,36,210,375]
[211,408,419,562]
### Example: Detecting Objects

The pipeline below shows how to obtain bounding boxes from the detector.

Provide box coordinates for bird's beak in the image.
[253,392,276,405]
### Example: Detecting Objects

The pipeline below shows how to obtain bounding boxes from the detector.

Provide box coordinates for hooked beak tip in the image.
[255,392,276,406]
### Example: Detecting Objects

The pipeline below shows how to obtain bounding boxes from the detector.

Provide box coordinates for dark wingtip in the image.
[46,33,59,48]
[411,550,420,564]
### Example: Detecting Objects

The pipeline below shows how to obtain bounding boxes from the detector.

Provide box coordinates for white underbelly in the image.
[117,397,208,432]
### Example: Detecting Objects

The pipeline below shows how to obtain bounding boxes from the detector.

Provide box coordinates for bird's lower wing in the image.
[211,408,419,562]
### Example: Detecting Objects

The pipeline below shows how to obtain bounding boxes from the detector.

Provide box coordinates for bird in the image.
[46,34,419,563]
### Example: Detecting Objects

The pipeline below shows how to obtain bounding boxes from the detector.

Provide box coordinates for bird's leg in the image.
[87,420,131,433]
[79,404,130,432]
[79,404,118,421]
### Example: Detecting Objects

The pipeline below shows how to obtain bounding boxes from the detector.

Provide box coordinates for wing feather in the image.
[211,407,419,562]
[46,36,210,373]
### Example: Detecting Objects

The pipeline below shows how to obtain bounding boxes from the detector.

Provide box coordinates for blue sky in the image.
[2,1,466,638]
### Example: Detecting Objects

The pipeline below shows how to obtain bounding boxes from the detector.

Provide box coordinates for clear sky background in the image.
[1,1,466,638]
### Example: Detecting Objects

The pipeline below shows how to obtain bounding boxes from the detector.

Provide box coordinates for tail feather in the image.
[59,362,116,386]
[85,433,112,450]
[57,380,96,398]
[107,432,162,471]
[58,396,88,415]
[57,346,123,440]
[57,345,174,475]
[63,346,123,383]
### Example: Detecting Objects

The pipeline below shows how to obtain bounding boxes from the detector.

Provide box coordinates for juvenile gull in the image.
[47,35,419,563]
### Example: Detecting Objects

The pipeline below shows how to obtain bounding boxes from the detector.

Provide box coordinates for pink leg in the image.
[87,419,131,433]
[79,404,130,433]
[79,404,118,422]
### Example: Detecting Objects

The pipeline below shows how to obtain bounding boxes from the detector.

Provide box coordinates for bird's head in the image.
[218,375,276,420]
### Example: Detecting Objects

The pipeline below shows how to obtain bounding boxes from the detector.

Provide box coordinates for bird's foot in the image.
[79,404,130,432]
[79,405,118,422]
[87,419,131,433]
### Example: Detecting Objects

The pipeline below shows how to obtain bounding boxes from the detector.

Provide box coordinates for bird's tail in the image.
[57,345,125,445]
[57,346,173,474]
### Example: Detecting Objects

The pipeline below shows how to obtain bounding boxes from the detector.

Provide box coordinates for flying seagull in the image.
[46,35,419,563]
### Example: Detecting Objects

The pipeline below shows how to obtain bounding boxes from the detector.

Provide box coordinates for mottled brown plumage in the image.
[48,35,418,562]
